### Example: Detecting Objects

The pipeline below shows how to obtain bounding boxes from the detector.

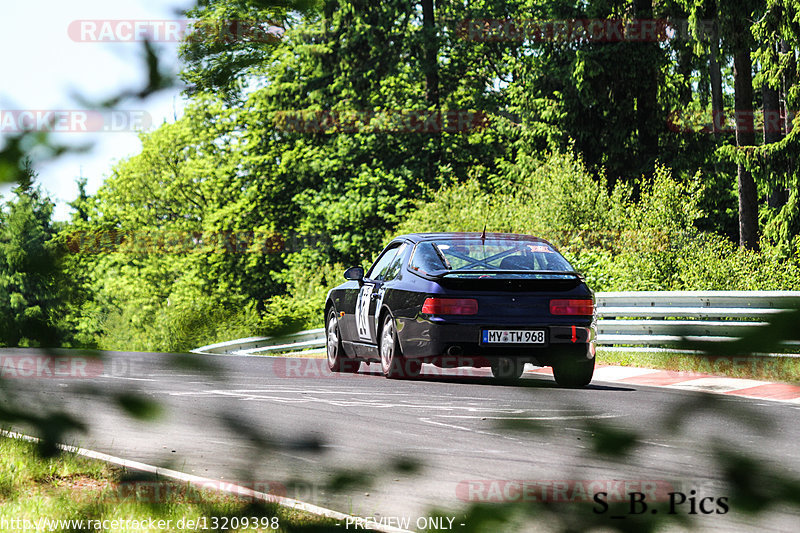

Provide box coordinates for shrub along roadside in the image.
[395,151,800,292]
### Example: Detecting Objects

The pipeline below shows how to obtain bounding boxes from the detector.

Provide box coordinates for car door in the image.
[366,243,409,342]
[354,244,402,345]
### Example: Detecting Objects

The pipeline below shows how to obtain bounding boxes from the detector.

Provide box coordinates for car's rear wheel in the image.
[380,315,421,379]
[327,309,360,373]
[552,356,594,387]
[490,358,526,381]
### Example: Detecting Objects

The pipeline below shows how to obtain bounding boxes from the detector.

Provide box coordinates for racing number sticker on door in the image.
[355,284,374,341]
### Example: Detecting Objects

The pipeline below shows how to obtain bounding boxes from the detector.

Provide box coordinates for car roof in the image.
[394,232,553,246]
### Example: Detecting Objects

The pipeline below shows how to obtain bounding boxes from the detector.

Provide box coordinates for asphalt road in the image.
[2,348,800,532]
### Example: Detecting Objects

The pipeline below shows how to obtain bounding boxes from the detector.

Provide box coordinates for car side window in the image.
[409,242,447,273]
[366,245,400,281]
[381,243,408,281]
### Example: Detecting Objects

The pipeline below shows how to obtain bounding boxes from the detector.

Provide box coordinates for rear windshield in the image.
[409,238,573,274]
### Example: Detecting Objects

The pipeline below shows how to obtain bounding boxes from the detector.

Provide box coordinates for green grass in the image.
[597,349,800,383]
[0,436,346,532]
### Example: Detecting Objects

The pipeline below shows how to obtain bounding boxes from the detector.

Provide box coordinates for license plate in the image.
[482,329,545,344]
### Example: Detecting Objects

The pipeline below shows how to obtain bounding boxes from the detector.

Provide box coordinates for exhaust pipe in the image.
[446,346,463,357]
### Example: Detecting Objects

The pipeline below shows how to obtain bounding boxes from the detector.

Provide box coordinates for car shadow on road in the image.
[356,365,633,391]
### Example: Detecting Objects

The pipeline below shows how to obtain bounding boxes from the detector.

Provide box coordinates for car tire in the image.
[380,315,420,379]
[490,358,526,381]
[552,356,594,387]
[326,309,360,373]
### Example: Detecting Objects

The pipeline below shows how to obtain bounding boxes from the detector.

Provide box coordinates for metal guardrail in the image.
[192,291,800,356]
[595,291,800,346]
[192,330,327,356]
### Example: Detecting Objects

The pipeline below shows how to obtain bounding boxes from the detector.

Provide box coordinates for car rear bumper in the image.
[397,318,595,365]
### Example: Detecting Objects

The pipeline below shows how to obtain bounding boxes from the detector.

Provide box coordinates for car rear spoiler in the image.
[417,269,585,281]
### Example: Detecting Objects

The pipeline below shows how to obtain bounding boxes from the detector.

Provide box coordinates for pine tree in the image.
[0,160,64,346]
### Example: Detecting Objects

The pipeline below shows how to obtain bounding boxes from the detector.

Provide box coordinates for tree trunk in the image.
[780,40,796,209]
[764,47,785,208]
[421,0,438,107]
[733,48,759,250]
[763,83,781,145]
[780,40,795,135]
[421,0,440,182]
[677,45,693,106]
[633,0,658,173]
[709,37,724,137]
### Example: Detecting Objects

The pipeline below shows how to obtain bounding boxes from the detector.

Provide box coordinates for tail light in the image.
[422,298,479,315]
[550,299,594,316]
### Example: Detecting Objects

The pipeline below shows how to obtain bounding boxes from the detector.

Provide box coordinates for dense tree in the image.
[72,102,281,316]
[0,162,65,346]
[744,0,800,254]
[49,0,800,350]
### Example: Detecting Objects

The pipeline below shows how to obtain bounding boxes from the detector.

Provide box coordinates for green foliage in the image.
[260,258,344,335]
[0,164,68,347]
[599,166,704,290]
[38,0,799,352]
[763,188,800,257]
[56,99,290,352]
[4,4,800,530]
[396,150,617,234]
[96,294,263,353]
[399,151,800,292]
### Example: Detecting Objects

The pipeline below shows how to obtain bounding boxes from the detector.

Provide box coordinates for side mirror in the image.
[344,266,364,283]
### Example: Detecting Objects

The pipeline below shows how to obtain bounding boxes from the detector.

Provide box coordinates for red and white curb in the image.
[527,365,800,404]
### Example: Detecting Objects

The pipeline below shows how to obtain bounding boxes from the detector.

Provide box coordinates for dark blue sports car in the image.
[324,232,596,386]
